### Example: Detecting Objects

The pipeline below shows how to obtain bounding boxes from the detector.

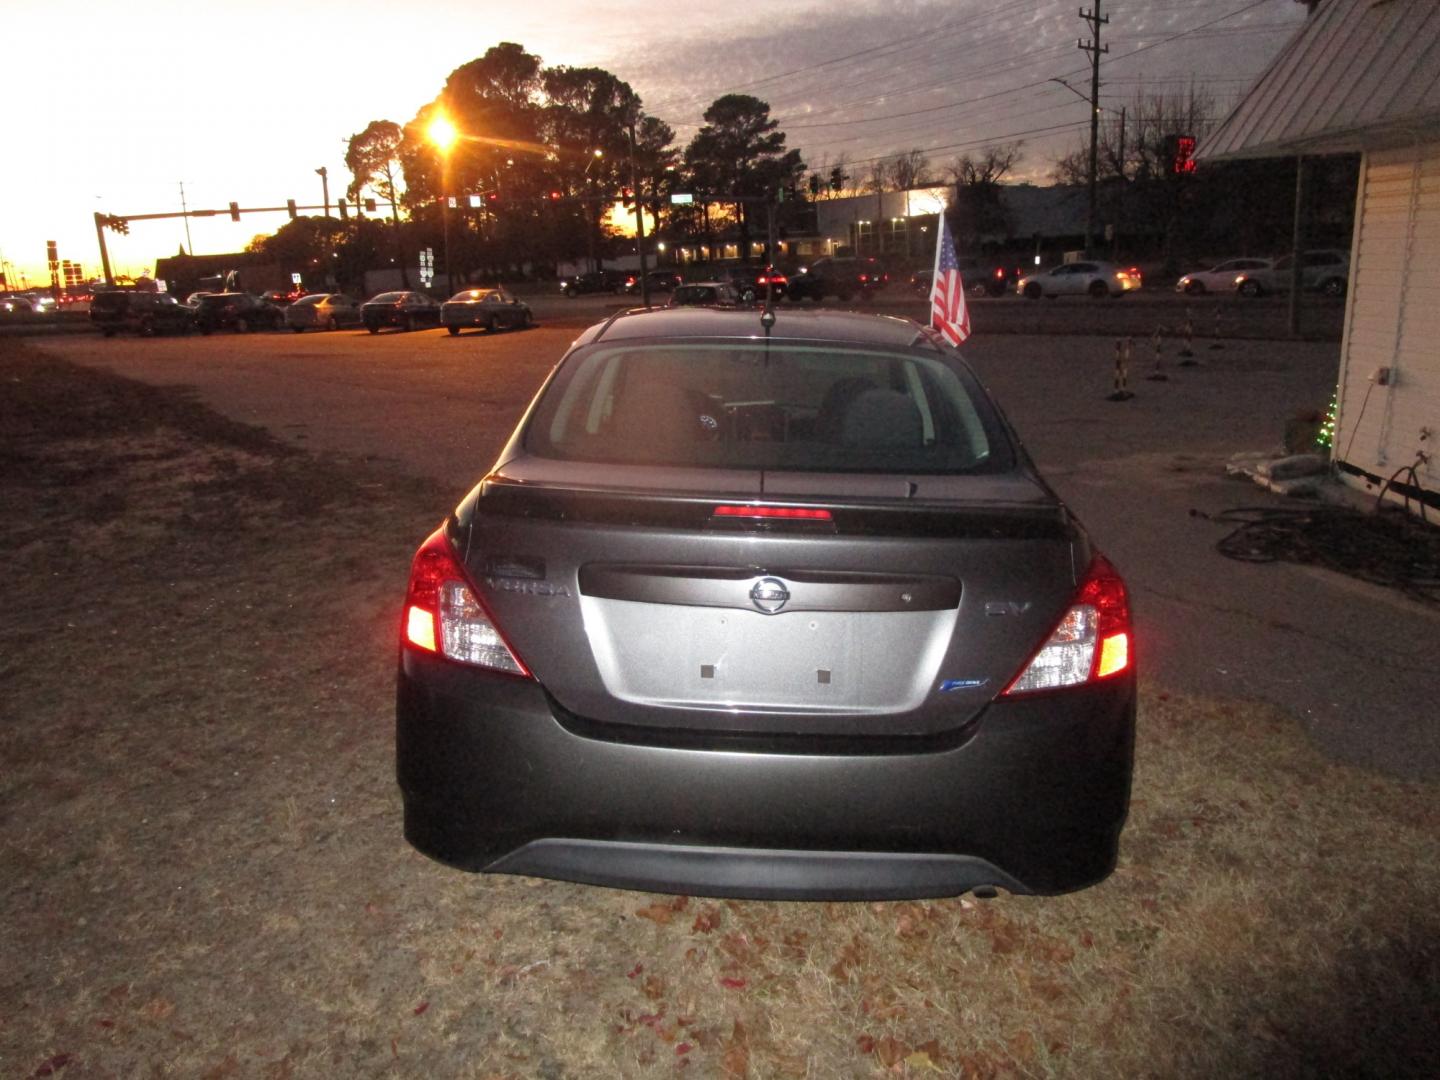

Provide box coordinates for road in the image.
[33,301,1437,779]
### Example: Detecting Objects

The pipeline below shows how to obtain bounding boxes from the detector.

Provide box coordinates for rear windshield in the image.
[525,342,1012,474]
[368,292,403,303]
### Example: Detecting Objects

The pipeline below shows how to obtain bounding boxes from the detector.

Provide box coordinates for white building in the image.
[1202,0,1440,516]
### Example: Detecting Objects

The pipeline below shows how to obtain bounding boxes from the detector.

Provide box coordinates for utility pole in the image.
[179,182,193,256]
[1078,0,1109,256]
[628,121,651,308]
[315,167,330,217]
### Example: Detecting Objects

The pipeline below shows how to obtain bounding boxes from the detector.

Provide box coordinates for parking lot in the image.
[4,315,1437,1077]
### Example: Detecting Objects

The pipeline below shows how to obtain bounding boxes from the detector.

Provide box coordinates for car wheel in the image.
[367,323,379,334]
[740,288,757,303]
[447,325,460,336]
[1320,277,1346,298]
[1184,280,1206,295]
[836,289,852,303]
[1238,279,1263,298]
[1023,282,1042,300]
[1088,280,1109,299]
[235,316,250,333]
[138,317,155,337]
[403,316,415,332]
[102,328,116,338]
[292,325,305,333]
[968,280,989,298]
[523,310,534,328]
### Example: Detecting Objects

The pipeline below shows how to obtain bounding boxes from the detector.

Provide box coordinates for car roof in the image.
[575,306,941,350]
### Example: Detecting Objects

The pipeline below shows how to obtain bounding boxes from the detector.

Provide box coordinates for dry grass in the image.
[1,342,1435,1079]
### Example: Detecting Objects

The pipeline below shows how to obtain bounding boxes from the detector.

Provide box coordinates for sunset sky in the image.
[3,0,1304,285]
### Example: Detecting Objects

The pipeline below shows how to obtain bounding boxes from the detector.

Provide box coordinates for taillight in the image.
[1001,554,1131,696]
[402,525,530,677]
[712,505,833,521]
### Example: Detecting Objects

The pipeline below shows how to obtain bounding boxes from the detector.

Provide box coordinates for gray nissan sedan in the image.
[396,307,1135,900]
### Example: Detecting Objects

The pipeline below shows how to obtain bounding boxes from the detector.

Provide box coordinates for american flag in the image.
[929,213,971,346]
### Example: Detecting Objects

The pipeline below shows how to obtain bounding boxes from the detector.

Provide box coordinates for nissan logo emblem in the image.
[749,577,791,614]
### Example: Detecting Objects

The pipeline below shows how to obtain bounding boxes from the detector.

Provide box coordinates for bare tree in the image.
[947,143,1024,247]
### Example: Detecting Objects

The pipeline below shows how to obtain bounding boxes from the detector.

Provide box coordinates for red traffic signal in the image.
[549,190,563,201]
[1172,135,1197,175]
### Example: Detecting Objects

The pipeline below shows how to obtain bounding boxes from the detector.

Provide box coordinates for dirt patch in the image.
[1,340,1435,1078]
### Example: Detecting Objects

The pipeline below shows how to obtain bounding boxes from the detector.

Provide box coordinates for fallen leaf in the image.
[718,977,747,990]
[636,903,675,925]
[139,997,175,1021]
[413,1001,429,1016]
[641,974,666,1001]
[675,1043,693,1056]
[31,1054,72,1077]
[874,1035,908,1067]
[905,1050,942,1072]
[857,1034,876,1054]
[721,1020,750,1077]
[692,907,721,934]
[627,963,644,979]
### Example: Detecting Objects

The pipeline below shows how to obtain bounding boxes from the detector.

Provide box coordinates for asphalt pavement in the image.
[29,308,1437,779]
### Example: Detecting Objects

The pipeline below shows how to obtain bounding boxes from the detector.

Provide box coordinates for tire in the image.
[1023,282,1042,300]
[138,317,155,337]
[447,325,460,336]
[403,316,415,332]
[235,317,250,333]
[1088,280,1109,299]
[367,323,379,334]
[969,281,989,298]
[1238,279,1263,298]
[292,326,305,333]
[1320,277,1346,298]
[324,317,336,331]
[523,310,534,328]
[740,288,757,304]
[1184,280,1206,295]
[102,328,116,338]
[836,289,852,303]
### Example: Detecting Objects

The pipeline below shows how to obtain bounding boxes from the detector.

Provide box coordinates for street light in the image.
[428,116,459,293]
[584,148,603,272]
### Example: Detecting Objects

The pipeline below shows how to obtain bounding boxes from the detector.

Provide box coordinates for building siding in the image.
[1334,142,1440,508]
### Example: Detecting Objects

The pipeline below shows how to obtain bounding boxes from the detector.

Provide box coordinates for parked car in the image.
[284,293,363,332]
[667,281,742,307]
[713,265,788,303]
[193,292,284,334]
[440,288,534,335]
[622,269,684,295]
[396,306,1136,900]
[559,270,626,297]
[1233,250,1350,298]
[89,291,195,337]
[910,258,1018,298]
[360,290,442,333]
[1175,258,1273,295]
[787,256,889,302]
[1016,261,1140,299]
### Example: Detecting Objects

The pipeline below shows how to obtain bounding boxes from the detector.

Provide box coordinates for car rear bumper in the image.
[396,652,1134,899]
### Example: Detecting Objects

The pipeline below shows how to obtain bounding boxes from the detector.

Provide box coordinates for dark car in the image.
[787,256,889,302]
[622,270,684,295]
[1,292,59,320]
[667,281,742,307]
[193,292,284,334]
[559,270,626,297]
[89,291,195,337]
[716,264,788,303]
[361,290,442,333]
[396,307,1136,901]
[911,258,1017,298]
[440,288,534,335]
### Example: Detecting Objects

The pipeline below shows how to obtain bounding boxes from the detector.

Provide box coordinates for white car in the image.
[1176,258,1273,294]
[1016,261,1140,299]
[1234,250,1350,298]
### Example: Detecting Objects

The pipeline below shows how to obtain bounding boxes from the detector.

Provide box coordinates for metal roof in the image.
[1200,0,1440,161]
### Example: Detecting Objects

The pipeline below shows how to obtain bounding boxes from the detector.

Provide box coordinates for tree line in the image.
[248,44,1356,289]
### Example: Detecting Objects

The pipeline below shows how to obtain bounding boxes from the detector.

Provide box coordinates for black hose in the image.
[1191,504,1440,605]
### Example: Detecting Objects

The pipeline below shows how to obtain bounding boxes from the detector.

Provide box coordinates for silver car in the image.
[1017,261,1141,299]
[284,293,363,332]
[440,288,534,335]
[1234,250,1350,298]
[396,308,1136,900]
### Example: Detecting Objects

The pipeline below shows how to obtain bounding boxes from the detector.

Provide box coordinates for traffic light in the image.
[808,174,820,197]
[486,192,500,205]
[549,190,563,201]
[829,166,844,193]
[229,202,240,222]
[364,198,377,213]
[1171,134,1197,175]
[287,199,297,220]
[338,199,348,220]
